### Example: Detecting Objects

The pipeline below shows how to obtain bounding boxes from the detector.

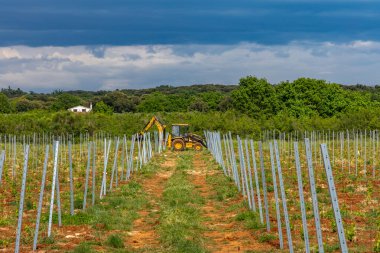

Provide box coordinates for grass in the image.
[158,152,206,253]
[235,211,264,230]
[39,180,147,232]
[324,243,341,252]
[88,181,147,231]
[34,158,156,252]
[73,242,95,253]
[106,234,125,249]
[205,171,238,201]
[258,233,277,243]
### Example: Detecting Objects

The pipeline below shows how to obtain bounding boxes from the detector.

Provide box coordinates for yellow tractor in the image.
[139,116,207,151]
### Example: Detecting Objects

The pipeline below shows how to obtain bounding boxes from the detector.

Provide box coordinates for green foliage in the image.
[276,78,349,117]
[200,91,224,111]
[258,233,277,243]
[93,101,113,114]
[14,98,42,112]
[73,243,95,253]
[231,76,380,121]
[51,93,82,111]
[346,225,356,242]
[137,92,190,112]
[331,219,337,232]
[206,173,238,201]
[101,91,137,113]
[0,93,13,113]
[1,86,26,98]
[25,199,34,210]
[236,211,264,230]
[2,109,380,137]
[375,238,380,253]
[106,234,124,249]
[325,243,341,252]
[4,77,380,134]
[232,76,278,118]
[40,235,55,244]
[188,97,209,112]
[158,154,205,253]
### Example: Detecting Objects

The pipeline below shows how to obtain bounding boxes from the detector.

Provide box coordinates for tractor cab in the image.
[171,124,189,137]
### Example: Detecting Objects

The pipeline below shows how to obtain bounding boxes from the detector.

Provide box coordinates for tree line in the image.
[0,84,234,114]
[0,77,380,134]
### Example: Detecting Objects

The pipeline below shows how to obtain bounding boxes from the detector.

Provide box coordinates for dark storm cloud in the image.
[1,0,380,46]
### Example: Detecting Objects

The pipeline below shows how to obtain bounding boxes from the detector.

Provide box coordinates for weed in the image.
[374,238,380,253]
[330,219,337,233]
[0,217,11,226]
[0,238,12,247]
[324,243,340,252]
[25,198,34,210]
[106,234,124,248]
[346,225,356,242]
[236,211,264,230]
[345,185,355,193]
[72,243,95,253]
[258,233,276,243]
[205,173,238,201]
[40,235,55,244]
[74,197,83,209]
[292,213,302,220]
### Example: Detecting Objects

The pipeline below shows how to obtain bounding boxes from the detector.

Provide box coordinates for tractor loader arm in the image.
[139,116,166,136]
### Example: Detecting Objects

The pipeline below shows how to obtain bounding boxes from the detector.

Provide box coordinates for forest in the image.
[1,76,380,135]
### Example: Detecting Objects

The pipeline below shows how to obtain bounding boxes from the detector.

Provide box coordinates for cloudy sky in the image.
[1,0,380,91]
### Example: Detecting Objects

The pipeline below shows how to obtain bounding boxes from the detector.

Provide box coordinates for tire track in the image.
[190,153,275,253]
[125,153,176,252]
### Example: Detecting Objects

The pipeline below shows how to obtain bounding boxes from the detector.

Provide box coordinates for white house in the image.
[68,103,92,113]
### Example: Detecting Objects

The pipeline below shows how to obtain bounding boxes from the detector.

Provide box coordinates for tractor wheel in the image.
[172,139,185,151]
[194,143,203,151]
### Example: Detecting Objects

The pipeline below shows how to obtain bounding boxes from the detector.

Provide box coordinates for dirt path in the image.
[125,153,176,251]
[191,153,275,253]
